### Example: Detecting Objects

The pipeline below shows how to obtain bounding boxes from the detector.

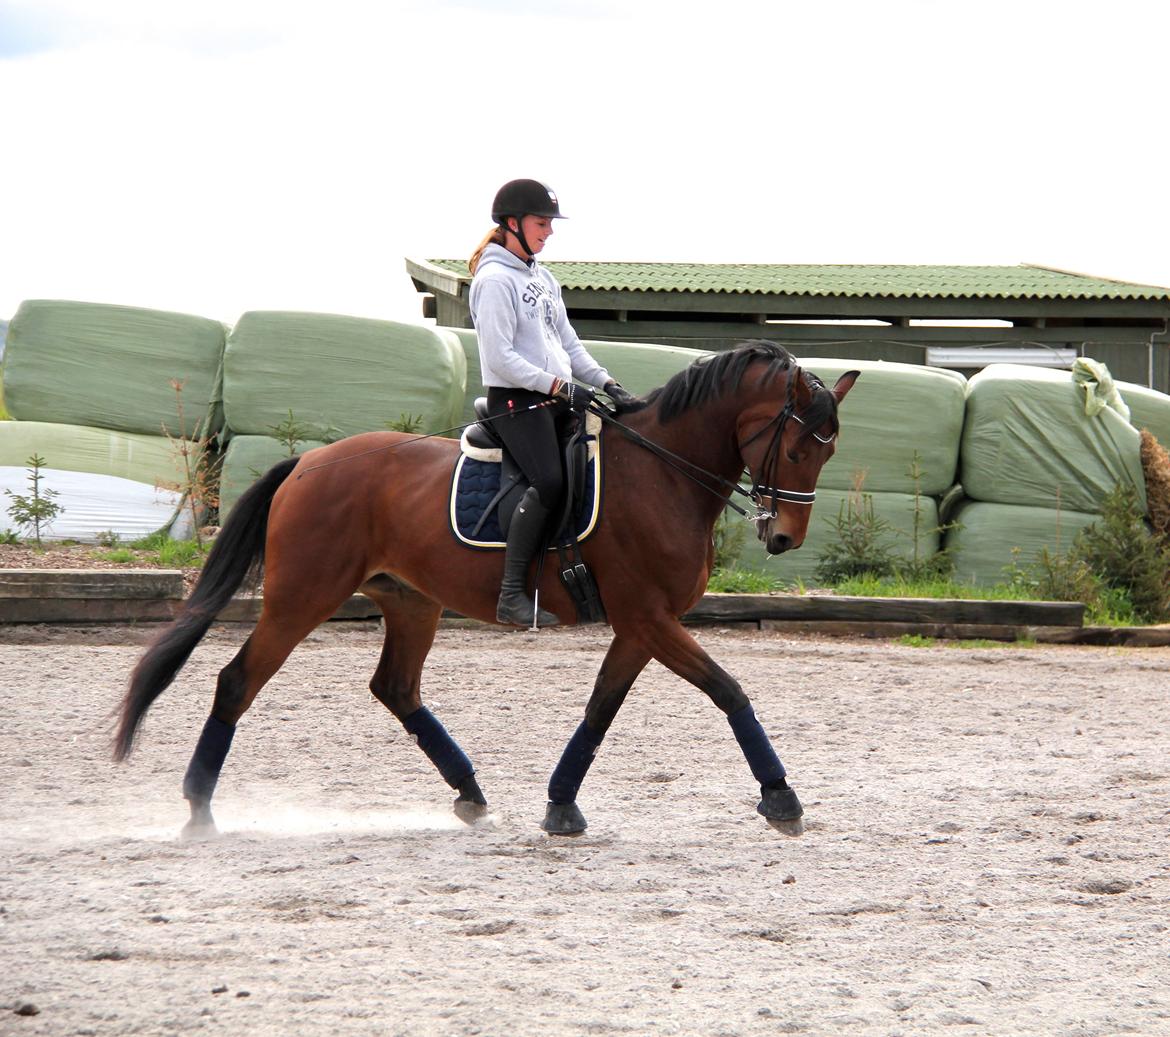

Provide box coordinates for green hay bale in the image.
[3,300,225,437]
[223,312,465,439]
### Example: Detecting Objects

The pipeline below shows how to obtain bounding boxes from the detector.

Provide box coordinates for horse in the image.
[113,340,858,839]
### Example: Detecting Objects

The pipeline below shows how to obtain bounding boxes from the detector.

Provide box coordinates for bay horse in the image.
[114,341,858,838]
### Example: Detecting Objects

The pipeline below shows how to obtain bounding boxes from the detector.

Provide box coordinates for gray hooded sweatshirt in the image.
[469,243,609,393]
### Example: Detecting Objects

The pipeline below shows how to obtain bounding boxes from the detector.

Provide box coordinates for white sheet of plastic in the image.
[0,467,182,543]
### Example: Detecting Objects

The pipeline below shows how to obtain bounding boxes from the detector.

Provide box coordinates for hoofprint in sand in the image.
[3,623,1168,1036]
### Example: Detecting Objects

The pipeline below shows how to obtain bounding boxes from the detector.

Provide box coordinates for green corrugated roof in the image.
[423,260,1170,301]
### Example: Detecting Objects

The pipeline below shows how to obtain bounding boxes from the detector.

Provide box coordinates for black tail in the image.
[113,456,299,761]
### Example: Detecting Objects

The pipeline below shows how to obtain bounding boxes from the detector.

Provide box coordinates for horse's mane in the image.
[614,340,840,442]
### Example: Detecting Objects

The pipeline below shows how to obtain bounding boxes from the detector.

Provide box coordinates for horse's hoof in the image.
[180,818,219,842]
[541,801,587,836]
[765,816,805,838]
[453,797,490,825]
[757,784,804,836]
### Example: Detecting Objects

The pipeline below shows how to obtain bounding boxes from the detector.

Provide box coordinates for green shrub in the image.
[814,484,897,584]
[4,454,64,546]
[1072,484,1170,623]
[1002,484,1170,625]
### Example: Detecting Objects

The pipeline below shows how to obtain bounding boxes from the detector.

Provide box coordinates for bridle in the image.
[737,368,836,519]
[589,366,836,522]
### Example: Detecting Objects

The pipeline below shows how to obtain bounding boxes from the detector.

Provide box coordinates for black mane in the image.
[615,340,839,441]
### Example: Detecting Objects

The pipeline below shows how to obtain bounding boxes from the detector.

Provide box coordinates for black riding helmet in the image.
[491,179,566,259]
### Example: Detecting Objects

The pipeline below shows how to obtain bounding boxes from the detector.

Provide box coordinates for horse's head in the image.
[737,365,859,555]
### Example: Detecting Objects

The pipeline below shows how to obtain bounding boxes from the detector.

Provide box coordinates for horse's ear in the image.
[832,370,860,402]
[793,367,814,408]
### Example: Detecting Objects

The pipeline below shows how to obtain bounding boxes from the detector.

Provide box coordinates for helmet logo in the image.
[548,190,558,205]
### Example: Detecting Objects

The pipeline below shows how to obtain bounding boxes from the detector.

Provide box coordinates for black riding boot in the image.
[497,487,559,627]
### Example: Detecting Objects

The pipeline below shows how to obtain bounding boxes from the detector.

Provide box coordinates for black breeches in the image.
[486,386,570,509]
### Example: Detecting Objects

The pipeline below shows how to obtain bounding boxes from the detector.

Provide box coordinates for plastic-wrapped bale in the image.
[0,421,189,542]
[218,434,325,519]
[0,468,182,543]
[0,466,184,546]
[944,499,1101,587]
[442,327,707,423]
[795,358,966,496]
[2,300,226,437]
[719,488,942,587]
[577,340,709,396]
[223,312,466,440]
[1118,379,1170,448]
[441,327,484,423]
[0,420,179,485]
[961,364,1146,514]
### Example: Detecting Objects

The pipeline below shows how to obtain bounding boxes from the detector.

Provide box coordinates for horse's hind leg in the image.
[365,579,487,823]
[181,598,347,839]
[542,634,651,836]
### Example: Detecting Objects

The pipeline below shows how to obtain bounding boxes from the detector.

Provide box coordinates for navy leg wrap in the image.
[548,721,604,804]
[403,706,475,789]
[727,705,786,787]
[182,714,236,804]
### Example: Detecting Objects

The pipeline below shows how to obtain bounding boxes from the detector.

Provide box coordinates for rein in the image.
[588,367,821,521]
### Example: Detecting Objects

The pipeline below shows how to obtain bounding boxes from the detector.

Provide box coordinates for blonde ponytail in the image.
[469,226,507,275]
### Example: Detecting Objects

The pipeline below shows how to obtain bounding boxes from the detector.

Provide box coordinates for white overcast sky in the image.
[1,0,1167,327]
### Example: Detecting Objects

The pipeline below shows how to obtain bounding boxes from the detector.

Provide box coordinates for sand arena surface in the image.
[2,622,1169,1036]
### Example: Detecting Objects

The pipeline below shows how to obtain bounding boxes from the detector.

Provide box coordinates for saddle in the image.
[450,399,606,623]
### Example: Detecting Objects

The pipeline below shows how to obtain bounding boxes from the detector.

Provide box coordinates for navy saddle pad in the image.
[449,426,602,550]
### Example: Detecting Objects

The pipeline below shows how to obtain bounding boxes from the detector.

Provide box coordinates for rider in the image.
[469,178,632,627]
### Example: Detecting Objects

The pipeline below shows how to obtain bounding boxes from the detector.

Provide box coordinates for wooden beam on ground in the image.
[683,593,1085,627]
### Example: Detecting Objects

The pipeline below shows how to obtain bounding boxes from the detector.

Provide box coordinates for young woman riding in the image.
[469,178,631,627]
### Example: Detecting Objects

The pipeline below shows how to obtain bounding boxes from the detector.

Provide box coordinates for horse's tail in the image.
[112,456,300,762]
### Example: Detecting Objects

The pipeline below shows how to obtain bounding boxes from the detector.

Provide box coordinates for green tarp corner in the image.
[961,364,1145,515]
[223,312,466,440]
[2,300,225,437]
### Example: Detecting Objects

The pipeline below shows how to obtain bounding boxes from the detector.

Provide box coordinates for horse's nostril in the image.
[770,533,793,554]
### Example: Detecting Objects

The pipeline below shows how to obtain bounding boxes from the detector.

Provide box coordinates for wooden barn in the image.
[406,260,1170,392]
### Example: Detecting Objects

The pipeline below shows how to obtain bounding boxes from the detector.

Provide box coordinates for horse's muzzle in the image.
[755,516,796,555]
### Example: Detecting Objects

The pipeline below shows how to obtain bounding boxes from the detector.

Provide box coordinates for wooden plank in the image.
[213,594,382,624]
[758,620,1032,641]
[0,598,179,623]
[0,569,185,600]
[684,594,1084,627]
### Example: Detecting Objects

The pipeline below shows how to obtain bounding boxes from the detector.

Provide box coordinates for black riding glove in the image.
[604,380,634,404]
[553,380,597,414]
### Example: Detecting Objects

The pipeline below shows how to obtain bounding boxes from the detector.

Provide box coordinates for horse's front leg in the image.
[631,615,804,836]
[542,635,651,836]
